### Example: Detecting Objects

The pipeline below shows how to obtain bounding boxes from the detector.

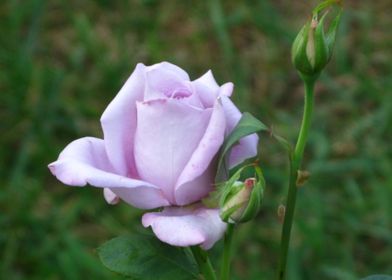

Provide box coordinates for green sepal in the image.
[203,164,248,209]
[220,201,244,223]
[291,21,314,75]
[313,12,329,72]
[312,0,342,15]
[219,165,250,208]
[325,9,342,56]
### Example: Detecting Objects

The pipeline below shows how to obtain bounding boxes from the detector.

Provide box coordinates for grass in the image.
[1,0,391,279]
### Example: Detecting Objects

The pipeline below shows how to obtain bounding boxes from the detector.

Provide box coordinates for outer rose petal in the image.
[48,137,169,209]
[100,63,146,177]
[192,70,220,108]
[134,99,211,204]
[220,95,259,168]
[142,206,227,250]
[175,100,226,205]
[148,61,190,81]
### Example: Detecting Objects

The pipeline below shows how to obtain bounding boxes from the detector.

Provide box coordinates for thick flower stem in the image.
[191,246,217,280]
[220,223,235,280]
[277,78,316,280]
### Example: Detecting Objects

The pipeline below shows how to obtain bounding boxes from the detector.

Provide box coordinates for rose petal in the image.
[134,99,211,204]
[180,81,204,109]
[219,82,234,97]
[149,61,190,81]
[145,67,189,97]
[142,206,227,250]
[103,188,120,205]
[48,137,170,209]
[100,63,146,177]
[175,100,226,205]
[192,70,220,108]
[220,95,259,168]
[145,68,203,108]
[174,166,215,207]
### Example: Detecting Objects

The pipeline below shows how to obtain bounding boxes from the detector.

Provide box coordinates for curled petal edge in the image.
[142,206,227,250]
[48,137,170,209]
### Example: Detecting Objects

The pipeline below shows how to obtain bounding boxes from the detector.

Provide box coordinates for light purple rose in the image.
[48,62,258,249]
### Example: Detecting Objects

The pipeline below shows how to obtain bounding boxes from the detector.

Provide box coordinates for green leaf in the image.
[361,276,392,280]
[98,233,198,280]
[216,112,268,181]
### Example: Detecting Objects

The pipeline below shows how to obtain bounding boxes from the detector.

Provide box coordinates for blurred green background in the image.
[1,0,391,279]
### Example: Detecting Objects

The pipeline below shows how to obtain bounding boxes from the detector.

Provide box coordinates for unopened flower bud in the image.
[220,177,263,224]
[292,1,342,80]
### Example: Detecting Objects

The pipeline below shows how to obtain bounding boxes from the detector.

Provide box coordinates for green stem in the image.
[294,79,315,163]
[220,223,235,280]
[191,246,217,280]
[277,78,316,280]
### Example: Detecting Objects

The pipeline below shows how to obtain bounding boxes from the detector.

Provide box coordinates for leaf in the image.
[361,276,392,280]
[98,233,198,280]
[216,112,268,181]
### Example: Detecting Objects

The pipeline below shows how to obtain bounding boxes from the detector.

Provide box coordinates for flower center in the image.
[168,87,192,99]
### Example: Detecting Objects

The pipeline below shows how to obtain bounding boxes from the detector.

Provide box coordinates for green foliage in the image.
[362,276,392,280]
[98,233,198,280]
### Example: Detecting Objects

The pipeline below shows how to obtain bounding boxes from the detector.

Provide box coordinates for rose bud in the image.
[291,2,342,80]
[220,177,264,224]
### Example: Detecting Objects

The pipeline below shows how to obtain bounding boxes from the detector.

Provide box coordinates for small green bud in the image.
[220,165,265,224]
[292,1,342,80]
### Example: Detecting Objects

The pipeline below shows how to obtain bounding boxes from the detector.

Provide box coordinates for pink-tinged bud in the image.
[292,1,342,80]
[244,178,256,188]
[219,165,265,224]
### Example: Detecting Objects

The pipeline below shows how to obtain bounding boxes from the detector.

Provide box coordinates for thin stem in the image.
[294,79,315,163]
[220,223,235,280]
[191,246,217,280]
[277,78,315,280]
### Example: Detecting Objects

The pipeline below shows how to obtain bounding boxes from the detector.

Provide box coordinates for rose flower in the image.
[49,62,258,249]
